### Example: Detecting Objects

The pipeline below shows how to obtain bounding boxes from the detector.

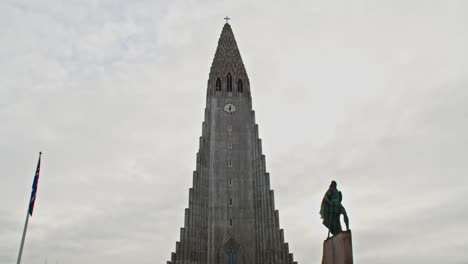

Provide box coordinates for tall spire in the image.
[208,23,249,96]
[167,21,298,264]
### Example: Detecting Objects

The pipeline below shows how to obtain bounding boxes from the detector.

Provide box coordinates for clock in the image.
[224,103,236,114]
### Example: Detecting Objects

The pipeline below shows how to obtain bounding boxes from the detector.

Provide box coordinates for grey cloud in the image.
[1,1,468,263]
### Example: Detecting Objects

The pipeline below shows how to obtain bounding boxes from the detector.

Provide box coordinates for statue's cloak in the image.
[320,188,341,229]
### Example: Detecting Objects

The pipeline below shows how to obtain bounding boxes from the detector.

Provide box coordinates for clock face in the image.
[224,103,236,114]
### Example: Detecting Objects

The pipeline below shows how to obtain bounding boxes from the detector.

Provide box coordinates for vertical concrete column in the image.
[175,241,180,263]
[260,154,267,262]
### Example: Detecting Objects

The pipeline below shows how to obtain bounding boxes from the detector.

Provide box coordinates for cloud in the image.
[1,1,467,263]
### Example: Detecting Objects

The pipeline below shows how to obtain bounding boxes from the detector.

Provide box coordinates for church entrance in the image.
[225,248,237,264]
[219,236,243,264]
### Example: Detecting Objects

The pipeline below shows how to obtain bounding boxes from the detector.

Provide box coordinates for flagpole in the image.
[16,208,30,264]
[17,151,42,264]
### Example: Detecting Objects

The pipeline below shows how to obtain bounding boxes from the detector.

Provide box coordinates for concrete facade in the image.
[166,23,298,264]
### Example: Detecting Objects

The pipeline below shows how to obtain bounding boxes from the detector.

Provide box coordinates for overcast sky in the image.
[1,0,468,263]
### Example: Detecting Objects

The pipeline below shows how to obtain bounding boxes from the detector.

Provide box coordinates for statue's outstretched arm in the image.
[342,207,350,230]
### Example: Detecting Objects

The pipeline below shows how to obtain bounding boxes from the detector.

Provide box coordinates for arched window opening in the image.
[216,78,222,91]
[225,248,237,264]
[237,79,243,93]
[227,73,232,92]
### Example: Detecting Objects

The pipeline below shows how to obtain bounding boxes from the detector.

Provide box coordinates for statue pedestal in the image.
[322,230,353,264]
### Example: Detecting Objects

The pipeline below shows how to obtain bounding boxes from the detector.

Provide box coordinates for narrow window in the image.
[216,78,222,91]
[227,73,232,92]
[227,125,232,132]
[229,178,232,186]
[229,198,232,206]
[229,219,233,226]
[228,160,232,167]
[237,79,243,93]
[228,142,232,149]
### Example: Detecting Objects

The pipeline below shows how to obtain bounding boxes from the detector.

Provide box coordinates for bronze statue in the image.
[320,181,349,238]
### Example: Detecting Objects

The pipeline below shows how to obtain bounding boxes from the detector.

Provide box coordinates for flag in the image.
[28,152,42,216]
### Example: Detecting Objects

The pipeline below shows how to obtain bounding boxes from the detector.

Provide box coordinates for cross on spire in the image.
[224,16,230,23]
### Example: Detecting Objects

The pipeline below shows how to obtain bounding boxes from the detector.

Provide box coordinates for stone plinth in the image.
[322,230,353,264]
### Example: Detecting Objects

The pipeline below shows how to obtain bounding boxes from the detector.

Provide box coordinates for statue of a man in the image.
[320,181,349,237]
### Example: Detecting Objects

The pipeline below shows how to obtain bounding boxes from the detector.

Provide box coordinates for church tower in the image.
[167,23,298,264]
